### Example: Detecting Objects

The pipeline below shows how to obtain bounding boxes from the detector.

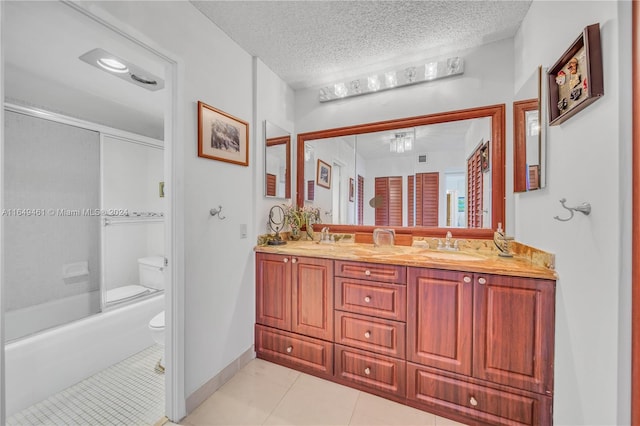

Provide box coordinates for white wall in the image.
[85,1,259,407]
[514,2,631,424]
[295,38,516,233]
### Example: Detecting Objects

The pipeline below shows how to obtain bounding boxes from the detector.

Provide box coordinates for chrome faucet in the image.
[320,227,332,242]
[493,223,514,257]
[432,231,459,251]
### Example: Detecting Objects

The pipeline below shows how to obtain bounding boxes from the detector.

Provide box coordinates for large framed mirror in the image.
[264,121,291,199]
[514,66,546,192]
[296,104,505,238]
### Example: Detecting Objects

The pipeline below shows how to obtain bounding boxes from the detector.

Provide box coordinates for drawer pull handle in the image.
[364,296,372,303]
[364,367,371,375]
[364,270,371,276]
[469,396,478,407]
[286,346,293,353]
[364,331,371,339]
[292,258,297,264]
[463,276,471,283]
[478,277,487,285]
[283,258,289,263]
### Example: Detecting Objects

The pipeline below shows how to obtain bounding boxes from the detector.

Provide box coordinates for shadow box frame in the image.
[547,23,604,126]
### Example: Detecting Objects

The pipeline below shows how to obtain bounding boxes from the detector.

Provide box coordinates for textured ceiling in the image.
[191,0,532,89]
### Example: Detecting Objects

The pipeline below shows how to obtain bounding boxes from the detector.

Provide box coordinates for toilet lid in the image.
[149,311,165,329]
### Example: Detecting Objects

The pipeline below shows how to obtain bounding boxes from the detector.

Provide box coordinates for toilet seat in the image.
[149,311,165,329]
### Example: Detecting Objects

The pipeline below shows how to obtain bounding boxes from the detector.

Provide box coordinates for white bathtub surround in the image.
[5,294,164,416]
[7,344,164,426]
[4,290,100,342]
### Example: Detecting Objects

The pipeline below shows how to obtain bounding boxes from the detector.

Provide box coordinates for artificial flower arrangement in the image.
[282,203,321,240]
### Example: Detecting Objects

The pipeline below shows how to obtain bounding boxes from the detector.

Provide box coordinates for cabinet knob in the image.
[364,270,371,276]
[286,346,293,353]
[283,258,289,263]
[364,367,371,375]
[364,331,371,339]
[364,296,372,303]
[478,277,487,285]
[463,276,471,283]
[291,258,297,264]
[469,396,478,407]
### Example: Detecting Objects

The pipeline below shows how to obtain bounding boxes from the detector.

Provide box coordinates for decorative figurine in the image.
[555,70,566,85]
[557,98,568,111]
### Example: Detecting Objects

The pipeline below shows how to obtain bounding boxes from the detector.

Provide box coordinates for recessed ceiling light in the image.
[97,57,129,74]
[79,48,165,92]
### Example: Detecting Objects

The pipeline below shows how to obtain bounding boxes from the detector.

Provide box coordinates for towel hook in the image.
[210,205,226,220]
[553,198,591,222]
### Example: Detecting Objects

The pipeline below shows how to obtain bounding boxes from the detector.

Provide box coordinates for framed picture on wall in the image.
[197,101,249,166]
[547,23,604,126]
[316,159,331,189]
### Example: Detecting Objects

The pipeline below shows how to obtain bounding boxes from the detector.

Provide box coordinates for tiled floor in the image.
[178,359,467,426]
[7,344,165,426]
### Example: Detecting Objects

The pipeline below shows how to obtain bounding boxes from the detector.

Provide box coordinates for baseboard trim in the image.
[185,346,255,414]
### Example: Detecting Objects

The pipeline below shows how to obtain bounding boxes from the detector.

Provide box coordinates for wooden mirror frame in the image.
[513,98,540,192]
[265,134,291,199]
[296,104,505,238]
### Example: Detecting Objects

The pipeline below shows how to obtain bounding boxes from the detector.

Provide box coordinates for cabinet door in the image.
[408,268,473,376]
[473,274,555,395]
[256,253,291,331]
[291,256,334,340]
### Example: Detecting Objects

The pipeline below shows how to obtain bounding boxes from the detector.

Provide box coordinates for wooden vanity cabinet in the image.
[255,252,556,426]
[407,267,555,426]
[255,253,334,377]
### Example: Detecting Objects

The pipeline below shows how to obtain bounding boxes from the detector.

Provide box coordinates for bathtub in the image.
[5,292,164,416]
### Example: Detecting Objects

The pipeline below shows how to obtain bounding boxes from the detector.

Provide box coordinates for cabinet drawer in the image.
[335,260,406,284]
[335,311,406,358]
[255,325,332,377]
[335,345,406,397]
[407,363,552,426]
[335,278,406,321]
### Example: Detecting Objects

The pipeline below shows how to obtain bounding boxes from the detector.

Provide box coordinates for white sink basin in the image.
[422,250,485,261]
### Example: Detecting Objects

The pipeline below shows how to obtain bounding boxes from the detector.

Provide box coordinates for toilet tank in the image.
[138,256,165,290]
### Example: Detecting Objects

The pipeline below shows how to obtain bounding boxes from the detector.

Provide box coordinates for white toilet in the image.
[140,256,166,371]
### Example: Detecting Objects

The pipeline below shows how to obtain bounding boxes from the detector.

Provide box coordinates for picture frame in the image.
[197,101,249,166]
[316,159,331,189]
[547,23,604,126]
[349,178,354,202]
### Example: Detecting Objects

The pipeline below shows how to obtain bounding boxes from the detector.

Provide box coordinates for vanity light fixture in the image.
[318,56,464,102]
[79,48,165,92]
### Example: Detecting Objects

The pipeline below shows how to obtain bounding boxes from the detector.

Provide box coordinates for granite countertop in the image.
[255,240,557,280]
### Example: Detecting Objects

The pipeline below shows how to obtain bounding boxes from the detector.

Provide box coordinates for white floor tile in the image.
[6,345,164,426]
[182,366,291,426]
[263,374,359,426]
[349,392,437,426]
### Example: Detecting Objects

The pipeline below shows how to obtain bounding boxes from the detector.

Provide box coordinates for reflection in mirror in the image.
[303,136,356,223]
[264,121,291,199]
[514,66,546,192]
[297,105,505,236]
